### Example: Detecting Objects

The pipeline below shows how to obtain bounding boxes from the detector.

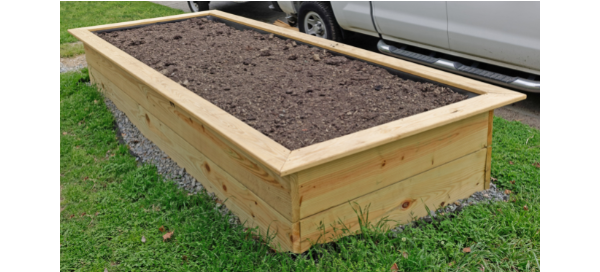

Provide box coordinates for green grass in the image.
[61,42,85,58]
[61,69,540,271]
[60,1,184,44]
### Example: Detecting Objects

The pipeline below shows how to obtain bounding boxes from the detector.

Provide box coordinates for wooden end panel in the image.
[484,110,494,189]
[85,45,294,220]
[90,66,296,252]
[296,112,489,219]
[297,148,487,251]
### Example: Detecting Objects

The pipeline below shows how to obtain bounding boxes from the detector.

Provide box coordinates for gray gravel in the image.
[60,61,87,73]
[104,97,241,226]
[102,95,508,235]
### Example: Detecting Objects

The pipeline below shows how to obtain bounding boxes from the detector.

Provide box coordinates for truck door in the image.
[371,1,450,50]
[330,1,378,37]
[446,2,540,71]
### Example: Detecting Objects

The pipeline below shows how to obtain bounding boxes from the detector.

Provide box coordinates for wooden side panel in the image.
[296,113,488,219]
[89,66,299,252]
[484,110,494,189]
[85,45,295,221]
[298,149,487,252]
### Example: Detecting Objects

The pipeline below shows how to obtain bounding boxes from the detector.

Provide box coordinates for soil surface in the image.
[97,18,468,150]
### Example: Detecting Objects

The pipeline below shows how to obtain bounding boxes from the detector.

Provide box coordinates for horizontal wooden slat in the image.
[297,148,487,252]
[84,45,295,221]
[297,112,488,219]
[280,94,519,175]
[89,66,300,252]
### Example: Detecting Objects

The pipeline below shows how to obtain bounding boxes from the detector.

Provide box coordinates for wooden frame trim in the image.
[69,10,525,177]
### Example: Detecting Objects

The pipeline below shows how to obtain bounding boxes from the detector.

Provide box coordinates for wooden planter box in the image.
[69,10,525,253]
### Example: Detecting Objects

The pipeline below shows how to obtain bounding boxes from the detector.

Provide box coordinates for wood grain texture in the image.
[296,112,489,219]
[70,28,290,174]
[84,45,295,220]
[298,149,487,252]
[484,110,494,189]
[273,19,299,31]
[89,65,299,252]
[280,95,517,175]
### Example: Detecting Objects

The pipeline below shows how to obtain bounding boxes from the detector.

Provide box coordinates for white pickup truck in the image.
[271,1,540,92]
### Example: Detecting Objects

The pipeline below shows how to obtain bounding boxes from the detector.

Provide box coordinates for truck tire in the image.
[298,2,343,42]
[188,1,209,12]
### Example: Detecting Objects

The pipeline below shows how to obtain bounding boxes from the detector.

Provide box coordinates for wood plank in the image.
[296,112,488,219]
[84,45,295,220]
[273,19,299,31]
[484,110,494,189]
[79,11,211,32]
[70,28,290,174]
[280,95,517,175]
[89,66,299,252]
[298,149,487,252]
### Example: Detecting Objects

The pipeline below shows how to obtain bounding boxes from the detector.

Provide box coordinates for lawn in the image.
[60,2,540,271]
[60,1,184,44]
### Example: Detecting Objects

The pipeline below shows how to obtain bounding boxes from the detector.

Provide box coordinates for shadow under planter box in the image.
[69,10,525,253]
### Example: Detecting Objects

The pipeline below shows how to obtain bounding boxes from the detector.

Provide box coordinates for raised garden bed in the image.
[69,10,525,253]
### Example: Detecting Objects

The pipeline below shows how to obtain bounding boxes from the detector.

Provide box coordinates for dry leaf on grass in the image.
[182,255,187,261]
[141,236,146,243]
[491,177,497,182]
[523,205,529,211]
[533,162,540,168]
[504,189,512,194]
[463,247,471,253]
[510,180,515,184]
[159,226,165,232]
[509,161,514,165]
[448,261,455,267]
[479,264,485,271]
[391,263,399,272]
[398,251,408,258]
[163,231,174,242]
[62,132,68,135]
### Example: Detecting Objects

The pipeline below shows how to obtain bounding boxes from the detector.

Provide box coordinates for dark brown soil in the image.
[97,18,468,150]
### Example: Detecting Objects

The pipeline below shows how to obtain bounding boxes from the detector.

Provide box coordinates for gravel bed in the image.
[60,61,87,73]
[104,97,241,226]
[103,95,508,239]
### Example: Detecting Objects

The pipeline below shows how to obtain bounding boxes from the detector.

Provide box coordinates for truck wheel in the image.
[188,1,209,12]
[298,2,342,42]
